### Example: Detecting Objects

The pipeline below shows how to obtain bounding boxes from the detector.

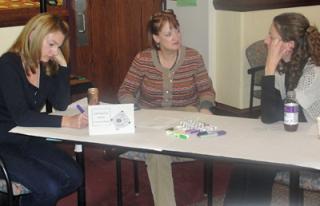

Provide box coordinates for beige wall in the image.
[1,6,320,109]
[214,6,320,108]
[0,26,23,55]
[215,11,242,107]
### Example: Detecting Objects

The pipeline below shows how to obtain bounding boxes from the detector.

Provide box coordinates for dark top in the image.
[0,52,70,136]
[261,75,306,123]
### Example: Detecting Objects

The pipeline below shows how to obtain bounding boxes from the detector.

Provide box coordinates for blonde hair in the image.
[9,13,69,76]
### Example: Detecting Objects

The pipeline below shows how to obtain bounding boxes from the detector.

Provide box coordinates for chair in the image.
[116,151,211,206]
[0,155,31,206]
[276,171,320,192]
[275,170,320,204]
[246,40,267,112]
[115,90,216,205]
[115,104,218,204]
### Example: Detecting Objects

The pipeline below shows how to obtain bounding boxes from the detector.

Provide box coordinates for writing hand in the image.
[62,113,88,129]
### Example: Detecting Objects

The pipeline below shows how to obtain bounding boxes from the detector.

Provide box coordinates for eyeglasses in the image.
[151,9,174,20]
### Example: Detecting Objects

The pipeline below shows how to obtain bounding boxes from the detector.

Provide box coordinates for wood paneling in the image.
[71,0,162,103]
[0,5,69,27]
[213,0,320,12]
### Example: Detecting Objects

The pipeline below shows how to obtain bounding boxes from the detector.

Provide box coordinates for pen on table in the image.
[197,130,226,137]
[76,104,85,113]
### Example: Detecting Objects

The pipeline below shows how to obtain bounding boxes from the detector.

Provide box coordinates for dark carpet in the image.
[57,144,232,206]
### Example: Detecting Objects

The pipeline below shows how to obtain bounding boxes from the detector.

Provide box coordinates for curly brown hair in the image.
[273,13,320,90]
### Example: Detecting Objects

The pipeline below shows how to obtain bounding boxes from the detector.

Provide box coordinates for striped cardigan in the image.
[118,46,215,110]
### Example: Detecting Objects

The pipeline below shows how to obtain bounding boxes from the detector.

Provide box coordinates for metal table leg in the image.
[116,157,123,206]
[203,162,208,197]
[290,170,303,206]
[75,144,86,206]
[133,161,140,195]
[205,161,213,206]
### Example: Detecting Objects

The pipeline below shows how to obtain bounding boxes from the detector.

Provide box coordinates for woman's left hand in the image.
[265,38,284,75]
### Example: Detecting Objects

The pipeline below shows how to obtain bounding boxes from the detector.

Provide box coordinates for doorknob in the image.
[77,12,86,33]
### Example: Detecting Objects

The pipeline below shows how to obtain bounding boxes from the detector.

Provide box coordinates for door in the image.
[70,0,163,103]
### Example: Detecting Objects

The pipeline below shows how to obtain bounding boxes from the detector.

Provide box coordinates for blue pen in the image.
[76,104,85,113]
[197,130,226,137]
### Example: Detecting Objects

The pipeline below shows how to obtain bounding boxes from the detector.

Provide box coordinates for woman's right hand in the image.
[61,113,88,129]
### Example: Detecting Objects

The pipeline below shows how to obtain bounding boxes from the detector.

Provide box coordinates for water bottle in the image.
[284,91,299,132]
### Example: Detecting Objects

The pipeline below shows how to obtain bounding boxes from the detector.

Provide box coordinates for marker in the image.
[175,133,189,140]
[76,104,85,113]
[197,130,226,137]
[185,129,200,135]
[166,130,189,140]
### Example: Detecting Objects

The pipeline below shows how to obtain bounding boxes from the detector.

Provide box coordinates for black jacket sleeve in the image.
[46,65,71,111]
[261,75,306,123]
[260,76,284,123]
[0,53,64,128]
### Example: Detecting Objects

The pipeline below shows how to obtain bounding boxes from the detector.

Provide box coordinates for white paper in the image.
[88,104,135,135]
[9,108,320,171]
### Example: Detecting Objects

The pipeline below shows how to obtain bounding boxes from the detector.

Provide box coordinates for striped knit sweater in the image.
[118,46,215,110]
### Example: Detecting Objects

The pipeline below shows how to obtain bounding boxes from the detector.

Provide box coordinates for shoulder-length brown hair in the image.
[9,13,69,76]
[147,9,180,50]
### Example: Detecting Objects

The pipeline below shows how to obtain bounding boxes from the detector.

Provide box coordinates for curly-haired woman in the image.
[224,12,320,206]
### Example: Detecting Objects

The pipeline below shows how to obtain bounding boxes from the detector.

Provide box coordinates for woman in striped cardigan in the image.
[118,9,215,206]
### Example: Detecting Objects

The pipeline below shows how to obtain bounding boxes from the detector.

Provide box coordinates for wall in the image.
[216,6,320,108]
[1,5,320,109]
[0,26,23,55]
[166,0,215,80]
[215,10,242,107]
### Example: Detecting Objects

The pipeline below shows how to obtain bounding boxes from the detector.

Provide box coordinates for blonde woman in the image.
[0,13,87,206]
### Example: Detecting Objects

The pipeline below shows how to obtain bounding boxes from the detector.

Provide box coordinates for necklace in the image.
[157,50,179,70]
